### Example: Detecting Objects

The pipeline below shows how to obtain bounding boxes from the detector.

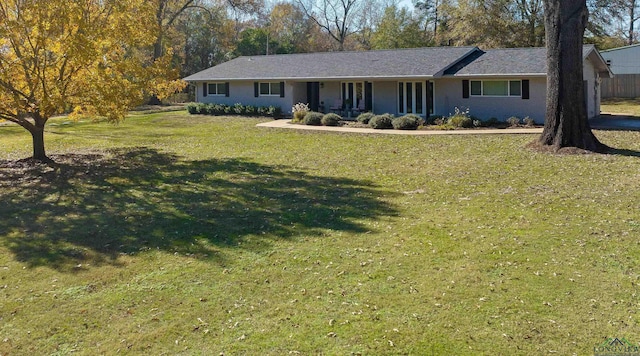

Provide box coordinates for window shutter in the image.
[254,82,259,97]
[462,80,469,98]
[225,82,230,97]
[203,83,208,97]
[279,82,285,98]
[522,80,530,99]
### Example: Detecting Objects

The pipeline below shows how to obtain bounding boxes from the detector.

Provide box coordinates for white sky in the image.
[398,0,414,10]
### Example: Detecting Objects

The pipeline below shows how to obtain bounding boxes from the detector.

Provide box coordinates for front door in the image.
[307,82,320,112]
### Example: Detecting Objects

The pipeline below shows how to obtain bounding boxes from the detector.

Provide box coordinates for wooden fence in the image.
[601,74,640,98]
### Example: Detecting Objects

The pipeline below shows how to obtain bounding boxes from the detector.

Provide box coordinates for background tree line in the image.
[161,0,639,77]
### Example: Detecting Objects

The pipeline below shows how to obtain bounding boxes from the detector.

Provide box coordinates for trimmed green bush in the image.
[356,112,375,124]
[186,103,199,114]
[507,116,521,126]
[245,105,256,116]
[369,114,394,129]
[303,111,323,126]
[186,103,281,118]
[447,115,473,128]
[523,117,536,127]
[321,113,342,126]
[232,103,245,115]
[405,114,425,125]
[392,115,421,130]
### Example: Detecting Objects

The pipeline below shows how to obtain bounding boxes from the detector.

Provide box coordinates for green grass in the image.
[1,111,640,354]
[601,97,640,116]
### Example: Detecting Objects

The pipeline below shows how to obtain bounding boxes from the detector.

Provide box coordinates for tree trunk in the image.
[538,0,606,152]
[146,37,165,105]
[630,2,636,46]
[30,124,48,161]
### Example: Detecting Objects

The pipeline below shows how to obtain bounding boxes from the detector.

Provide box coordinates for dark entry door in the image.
[307,82,320,112]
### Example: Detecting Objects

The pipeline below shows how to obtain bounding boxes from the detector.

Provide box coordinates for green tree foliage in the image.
[371,5,430,49]
[235,28,277,56]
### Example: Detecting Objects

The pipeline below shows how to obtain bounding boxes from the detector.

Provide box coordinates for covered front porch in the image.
[289,79,435,118]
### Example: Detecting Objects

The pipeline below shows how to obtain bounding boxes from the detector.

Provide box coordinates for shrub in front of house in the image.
[303,111,323,126]
[198,103,210,114]
[186,103,281,118]
[233,103,246,115]
[356,112,375,124]
[446,107,473,128]
[426,115,444,125]
[392,115,421,130]
[321,113,342,126]
[186,103,199,114]
[369,114,394,129]
[292,102,310,123]
[267,106,282,118]
[244,105,256,116]
[405,114,425,126]
[447,115,472,128]
[523,116,536,127]
[507,116,521,126]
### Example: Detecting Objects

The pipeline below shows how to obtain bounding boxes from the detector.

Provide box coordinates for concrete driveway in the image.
[590,114,640,131]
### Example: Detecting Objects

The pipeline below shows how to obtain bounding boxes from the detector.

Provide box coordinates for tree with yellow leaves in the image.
[0,0,185,161]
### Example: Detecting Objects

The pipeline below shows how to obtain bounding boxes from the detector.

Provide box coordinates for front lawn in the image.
[601,97,640,116]
[1,111,639,354]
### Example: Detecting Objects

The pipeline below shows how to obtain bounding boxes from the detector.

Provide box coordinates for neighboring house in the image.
[600,44,640,98]
[601,44,640,74]
[183,45,612,123]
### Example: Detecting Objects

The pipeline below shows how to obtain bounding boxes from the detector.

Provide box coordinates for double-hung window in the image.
[259,82,281,96]
[207,82,227,96]
[470,80,522,97]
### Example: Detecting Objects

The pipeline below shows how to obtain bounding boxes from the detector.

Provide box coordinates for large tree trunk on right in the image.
[538,0,606,152]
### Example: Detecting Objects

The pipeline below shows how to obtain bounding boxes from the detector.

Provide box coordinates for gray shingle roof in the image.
[183,47,479,81]
[451,45,606,77]
[601,43,640,53]
[184,45,610,81]
[450,47,547,77]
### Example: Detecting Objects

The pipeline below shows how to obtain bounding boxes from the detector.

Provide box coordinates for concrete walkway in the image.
[257,119,543,135]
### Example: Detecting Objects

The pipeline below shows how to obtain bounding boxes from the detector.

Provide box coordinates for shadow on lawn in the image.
[0,147,396,271]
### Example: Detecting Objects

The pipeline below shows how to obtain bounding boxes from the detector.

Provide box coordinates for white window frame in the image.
[207,82,226,96]
[470,80,522,97]
[341,81,365,109]
[398,81,427,115]
[259,82,281,96]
